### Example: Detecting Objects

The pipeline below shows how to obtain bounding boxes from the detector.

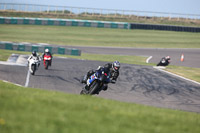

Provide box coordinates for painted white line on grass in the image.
[2,80,23,87]
[25,70,30,87]
[146,56,152,63]
[154,67,200,86]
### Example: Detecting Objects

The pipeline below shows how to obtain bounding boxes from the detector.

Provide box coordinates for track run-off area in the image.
[0,56,200,113]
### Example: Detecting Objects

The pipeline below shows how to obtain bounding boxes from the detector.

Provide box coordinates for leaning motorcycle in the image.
[43,54,52,69]
[157,59,170,66]
[80,68,110,95]
[29,57,40,75]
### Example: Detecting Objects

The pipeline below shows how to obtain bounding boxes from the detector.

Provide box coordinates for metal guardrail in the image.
[0,3,200,21]
[0,41,81,56]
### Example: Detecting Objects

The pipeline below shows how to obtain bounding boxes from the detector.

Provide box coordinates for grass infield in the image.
[0,24,200,48]
[0,80,200,133]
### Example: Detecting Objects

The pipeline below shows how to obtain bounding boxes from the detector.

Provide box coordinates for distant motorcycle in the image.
[80,68,111,95]
[28,57,40,75]
[43,54,52,69]
[157,56,171,66]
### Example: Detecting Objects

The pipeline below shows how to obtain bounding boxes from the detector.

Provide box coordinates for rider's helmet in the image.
[112,61,120,72]
[45,49,49,53]
[32,51,37,56]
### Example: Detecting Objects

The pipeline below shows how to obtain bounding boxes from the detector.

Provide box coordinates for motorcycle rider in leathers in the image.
[81,61,120,91]
[27,51,41,68]
[42,48,53,66]
[157,56,171,66]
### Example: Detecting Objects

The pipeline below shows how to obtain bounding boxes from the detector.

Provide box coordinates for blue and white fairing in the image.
[87,69,110,86]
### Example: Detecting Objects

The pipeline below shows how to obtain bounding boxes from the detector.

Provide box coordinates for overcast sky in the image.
[1,0,200,15]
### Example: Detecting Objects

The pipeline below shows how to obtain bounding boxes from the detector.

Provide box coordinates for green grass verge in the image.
[0,49,150,66]
[166,65,200,82]
[0,49,30,61]
[1,24,200,48]
[0,80,200,133]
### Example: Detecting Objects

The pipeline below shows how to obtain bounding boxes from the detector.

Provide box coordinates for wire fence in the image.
[0,3,200,21]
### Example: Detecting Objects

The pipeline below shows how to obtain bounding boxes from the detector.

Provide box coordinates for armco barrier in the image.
[130,23,200,32]
[0,17,129,29]
[0,41,81,56]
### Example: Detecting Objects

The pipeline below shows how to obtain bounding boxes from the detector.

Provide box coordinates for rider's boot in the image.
[101,84,108,91]
[81,75,88,84]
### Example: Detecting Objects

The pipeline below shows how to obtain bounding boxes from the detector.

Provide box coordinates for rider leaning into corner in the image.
[157,56,171,66]
[27,51,41,66]
[42,48,53,66]
[81,61,120,91]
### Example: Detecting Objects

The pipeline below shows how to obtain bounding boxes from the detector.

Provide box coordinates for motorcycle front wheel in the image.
[45,61,49,69]
[31,64,36,75]
[88,81,100,95]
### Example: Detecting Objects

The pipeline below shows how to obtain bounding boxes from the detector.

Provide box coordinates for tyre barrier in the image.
[0,41,81,56]
[0,17,130,29]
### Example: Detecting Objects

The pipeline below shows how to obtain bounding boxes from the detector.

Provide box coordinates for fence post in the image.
[11,4,14,11]
[100,9,102,16]
[62,7,65,14]
[122,10,124,18]
[40,5,42,12]
[70,7,72,15]
[92,9,94,16]
[47,6,49,13]
[85,8,87,16]
[32,5,34,12]
[25,5,28,12]
[55,6,57,14]
[4,3,6,10]
[169,14,171,20]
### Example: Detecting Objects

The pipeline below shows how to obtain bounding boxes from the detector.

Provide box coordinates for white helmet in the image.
[112,61,120,72]
[45,49,49,53]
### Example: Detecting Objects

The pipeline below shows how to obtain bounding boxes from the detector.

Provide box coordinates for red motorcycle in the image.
[43,54,52,69]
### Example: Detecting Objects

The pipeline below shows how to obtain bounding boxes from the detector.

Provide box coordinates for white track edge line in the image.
[2,80,23,87]
[155,67,200,86]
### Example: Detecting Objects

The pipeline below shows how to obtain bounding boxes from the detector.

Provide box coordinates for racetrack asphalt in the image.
[64,46,200,68]
[0,57,200,113]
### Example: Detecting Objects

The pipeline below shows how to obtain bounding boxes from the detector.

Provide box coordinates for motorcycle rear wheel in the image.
[80,90,87,95]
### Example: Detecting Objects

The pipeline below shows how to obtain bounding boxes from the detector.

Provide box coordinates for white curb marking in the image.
[154,67,200,86]
[146,56,152,63]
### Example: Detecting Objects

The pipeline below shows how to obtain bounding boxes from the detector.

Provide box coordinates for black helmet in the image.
[32,51,37,56]
[112,61,120,72]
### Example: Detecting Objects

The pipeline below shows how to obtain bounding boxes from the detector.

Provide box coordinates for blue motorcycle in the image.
[80,68,111,95]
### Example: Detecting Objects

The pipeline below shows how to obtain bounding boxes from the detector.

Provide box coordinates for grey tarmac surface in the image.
[64,46,200,68]
[0,57,200,113]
